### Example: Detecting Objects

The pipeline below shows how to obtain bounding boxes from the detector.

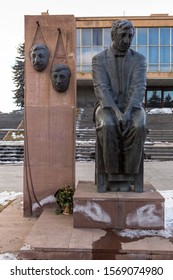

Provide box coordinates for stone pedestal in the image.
[73,181,164,230]
[24,15,76,216]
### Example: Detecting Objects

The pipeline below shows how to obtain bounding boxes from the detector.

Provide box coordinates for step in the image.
[73,181,164,229]
[19,187,173,260]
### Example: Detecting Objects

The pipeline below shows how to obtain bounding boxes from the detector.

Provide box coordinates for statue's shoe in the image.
[118,181,131,192]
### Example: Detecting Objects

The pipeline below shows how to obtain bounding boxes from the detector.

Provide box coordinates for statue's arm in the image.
[92,54,122,120]
[126,55,147,113]
[122,55,146,131]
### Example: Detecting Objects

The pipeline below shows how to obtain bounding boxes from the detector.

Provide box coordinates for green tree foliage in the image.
[164,94,173,107]
[12,43,25,108]
[148,91,161,108]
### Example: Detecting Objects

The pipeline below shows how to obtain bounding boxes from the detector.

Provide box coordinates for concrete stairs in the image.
[76,108,173,161]
[144,143,173,160]
[0,110,24,140]
[76,128,96,161]
[147,130,173,143]
[0,108,173,163]
[0,142,24,164]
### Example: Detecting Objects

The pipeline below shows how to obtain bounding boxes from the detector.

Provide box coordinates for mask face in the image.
[30,44,49,72]
[113,28,134,53]
[50,64,71,93]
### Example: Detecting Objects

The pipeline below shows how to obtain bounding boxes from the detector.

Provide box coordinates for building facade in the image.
[76,14,173,109]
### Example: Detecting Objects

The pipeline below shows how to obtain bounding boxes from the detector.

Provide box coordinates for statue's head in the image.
[111,20,135,53]
[30,43,49,72]
[50,64,71,93]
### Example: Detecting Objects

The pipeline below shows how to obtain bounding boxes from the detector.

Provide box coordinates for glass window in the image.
[81,48,92,64]
[77,65,80,72]
[137,46,147,57]
[171,47,173,63]
[160,28,170,45]
[76,29,80,47]
[164,90,173,107]
[81,65,91,72]
[104,28,111,46]
[149,46,158,63]
[149,28,159,45]
[147,90,161,107]
[131,32,136,46]
[77,48,80,64]
[148,64,159,72]
[93,28,102,46]
[93,46,102,56]
[131,45,137,51]
[137,28,147,45]
[82,29,91,46]
[160,64,170,72]
[76,27,173,73]
[160,46,170,63]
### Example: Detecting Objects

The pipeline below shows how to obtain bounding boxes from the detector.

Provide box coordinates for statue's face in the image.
[50,66,71,93]
[30,44,49,72]
[112,27,134,53]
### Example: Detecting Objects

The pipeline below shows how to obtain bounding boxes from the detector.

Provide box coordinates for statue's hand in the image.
[121,110,132,137]
[123,110,132,125]
[112,109,124,136]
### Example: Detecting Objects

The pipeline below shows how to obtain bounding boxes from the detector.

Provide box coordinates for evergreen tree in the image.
[148,91,161,108]
[12,43,25,108]
[164,94,173,107]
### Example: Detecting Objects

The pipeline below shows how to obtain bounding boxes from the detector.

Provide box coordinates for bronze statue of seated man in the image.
[92,19,146,192]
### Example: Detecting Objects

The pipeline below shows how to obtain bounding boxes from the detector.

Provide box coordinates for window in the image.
[160,28,170,45]
[76,29,80,47]
[81,48,92,65]
[93,28,102,46]
[131,32,136,46]
[149,28,159,45]
[149,46,158,63]
[164,90,173,107]
[147,90,162,108]
[82,29,91,46]
[77,27,173,73]
[77,28,110,72]
[137,46,147,57]
[137,28,147,45]
[146,89,173,108]
[104,28,111,47]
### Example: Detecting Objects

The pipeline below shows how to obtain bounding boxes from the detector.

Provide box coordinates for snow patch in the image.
[119,190,173,239]
[126,204,162,227]
[0,191,22,206]
[11,132,24,140]
[32,195,56,212]
[0,253,17,260]
[148,108,172,114]
[74,201,111,223]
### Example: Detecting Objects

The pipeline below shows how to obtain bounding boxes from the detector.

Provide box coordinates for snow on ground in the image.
[147,108,173,114]
[0,253,18,260]
[119,190,173,239]
[0,191,22,207]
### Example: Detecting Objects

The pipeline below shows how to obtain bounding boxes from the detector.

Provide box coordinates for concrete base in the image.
[73,181,164,230]
[19,207,173,260]
[18,181,167,260]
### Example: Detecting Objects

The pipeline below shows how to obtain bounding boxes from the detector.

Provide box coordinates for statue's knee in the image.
[97,116,114,127]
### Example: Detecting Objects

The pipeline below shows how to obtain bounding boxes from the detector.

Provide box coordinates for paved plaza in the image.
[0,160,173,259]
[0,160,173,193]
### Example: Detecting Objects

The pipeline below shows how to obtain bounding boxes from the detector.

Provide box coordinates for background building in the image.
[76,14,173,109]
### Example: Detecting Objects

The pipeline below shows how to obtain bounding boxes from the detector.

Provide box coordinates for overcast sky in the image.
[0,0,173,112]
